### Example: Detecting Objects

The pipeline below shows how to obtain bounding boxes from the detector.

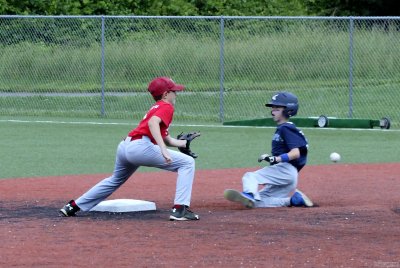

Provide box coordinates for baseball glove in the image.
[177,131,201,158]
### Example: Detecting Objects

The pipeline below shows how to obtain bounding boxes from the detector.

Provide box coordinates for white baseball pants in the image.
[242,162,298,207]
[76,136,195,211]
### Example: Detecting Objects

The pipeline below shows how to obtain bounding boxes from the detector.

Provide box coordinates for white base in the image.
[90,199,156,213]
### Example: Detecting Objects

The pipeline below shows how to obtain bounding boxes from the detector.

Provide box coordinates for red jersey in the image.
[128,100,174,144]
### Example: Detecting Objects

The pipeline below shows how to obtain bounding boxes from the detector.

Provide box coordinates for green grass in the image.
[1,116,399,179]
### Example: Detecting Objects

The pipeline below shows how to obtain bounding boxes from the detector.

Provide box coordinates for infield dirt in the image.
[1,163,399,267]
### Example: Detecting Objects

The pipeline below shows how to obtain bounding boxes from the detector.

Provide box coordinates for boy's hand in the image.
[258,153,278,164]
[161,147,172,164]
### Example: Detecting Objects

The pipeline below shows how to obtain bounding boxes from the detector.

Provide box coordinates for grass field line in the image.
[0,118,398,132]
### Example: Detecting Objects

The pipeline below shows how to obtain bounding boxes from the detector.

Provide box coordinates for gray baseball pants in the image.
[76,136,195,211]
[242,162,298,207]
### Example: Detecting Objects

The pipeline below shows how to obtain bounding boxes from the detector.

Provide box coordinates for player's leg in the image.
[247,163,297,207]
[131,140,195,207]
[160,150,199,221]
[147,149,195,207]
[165,151,195,206]
[241,170,264,201]
[154,151,199,221]
[74,140,139,212]
[255,164,313,207]
[60,140,139,216]
[127,137,198,220]
[256,185,295,207]
[223,168,265,208]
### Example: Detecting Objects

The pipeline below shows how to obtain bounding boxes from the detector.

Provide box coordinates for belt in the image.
[125,136,140,142]
[125,135,148,142]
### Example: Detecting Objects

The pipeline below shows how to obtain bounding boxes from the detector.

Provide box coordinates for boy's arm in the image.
[148,115,172,164]
[281,147,300,162]
[164,135,186,148]
[258,148,300,163]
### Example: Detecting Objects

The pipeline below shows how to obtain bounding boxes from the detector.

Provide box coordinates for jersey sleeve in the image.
[280,124,308,150]
[153,103,174,127]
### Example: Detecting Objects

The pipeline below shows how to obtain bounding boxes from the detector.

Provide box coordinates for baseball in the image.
[330,152,341,162]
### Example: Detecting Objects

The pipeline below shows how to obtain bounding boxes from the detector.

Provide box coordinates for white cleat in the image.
[224,189,256,208]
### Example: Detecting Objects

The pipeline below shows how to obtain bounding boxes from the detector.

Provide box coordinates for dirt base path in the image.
[1,163,400,267]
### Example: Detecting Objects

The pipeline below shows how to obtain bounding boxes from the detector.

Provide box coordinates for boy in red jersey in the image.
[60,77,200,221]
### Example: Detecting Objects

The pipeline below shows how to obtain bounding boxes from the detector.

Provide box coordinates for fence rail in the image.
[0,15,399,127]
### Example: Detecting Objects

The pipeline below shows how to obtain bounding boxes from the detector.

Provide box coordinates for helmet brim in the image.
[265,103,286,108]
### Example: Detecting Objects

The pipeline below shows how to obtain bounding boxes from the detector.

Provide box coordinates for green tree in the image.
[1,0,398,16]
[193,0,306,16]
[0,0,308,16]
[303,0,400,16]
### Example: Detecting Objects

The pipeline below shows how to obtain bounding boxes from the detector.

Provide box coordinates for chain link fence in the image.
[0,16,399,127]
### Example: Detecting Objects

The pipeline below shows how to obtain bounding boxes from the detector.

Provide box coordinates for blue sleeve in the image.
[280,124,307,150]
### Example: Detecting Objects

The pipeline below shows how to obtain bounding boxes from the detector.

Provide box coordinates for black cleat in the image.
[169,205,199,221]
[59,200,80,217]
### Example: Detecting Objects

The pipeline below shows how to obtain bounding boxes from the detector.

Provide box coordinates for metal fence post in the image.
[100,16,106,117]
[219,16,225,123]
[348,17,354,118]
[0,15,398,127]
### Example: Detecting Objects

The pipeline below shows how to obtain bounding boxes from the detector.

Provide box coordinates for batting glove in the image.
[258,153,278,164]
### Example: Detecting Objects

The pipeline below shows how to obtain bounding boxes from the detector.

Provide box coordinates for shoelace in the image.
[184,206,196,214]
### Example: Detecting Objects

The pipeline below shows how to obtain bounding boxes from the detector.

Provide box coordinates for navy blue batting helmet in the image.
[265,92,299,117]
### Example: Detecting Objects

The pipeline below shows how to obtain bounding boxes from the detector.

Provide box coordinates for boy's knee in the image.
[242,172,254,183]
[183,154,195,168]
